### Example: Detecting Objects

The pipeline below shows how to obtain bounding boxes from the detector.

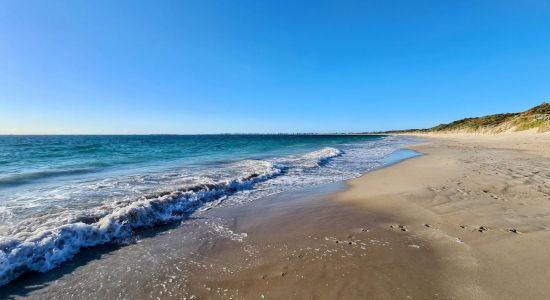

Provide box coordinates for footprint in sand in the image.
[456,188,469,195]
[428,186,440,192]
[390,224,408,232]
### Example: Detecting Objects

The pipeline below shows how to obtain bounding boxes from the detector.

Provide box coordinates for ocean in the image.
[0,134,416,286]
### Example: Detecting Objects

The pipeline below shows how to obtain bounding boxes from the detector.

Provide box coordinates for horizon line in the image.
[0,132,388,136]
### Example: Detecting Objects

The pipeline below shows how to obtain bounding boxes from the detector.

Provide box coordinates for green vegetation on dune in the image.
[430,113,518,132]
[380,102,550,134]
[524,102,550,115]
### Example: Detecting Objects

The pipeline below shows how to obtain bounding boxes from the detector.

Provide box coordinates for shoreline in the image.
[0,134,399,289]
[0,142,421,299]
[2,133,550,299]
[334,132,550,299]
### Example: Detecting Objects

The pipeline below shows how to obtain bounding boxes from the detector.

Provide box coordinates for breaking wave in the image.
[0,147,344,286]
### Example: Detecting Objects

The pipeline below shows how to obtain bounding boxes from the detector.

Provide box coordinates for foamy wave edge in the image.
[306,147,343,164]
[0,147,342,286]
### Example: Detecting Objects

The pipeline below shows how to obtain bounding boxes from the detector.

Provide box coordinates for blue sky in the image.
[1,0,549,134]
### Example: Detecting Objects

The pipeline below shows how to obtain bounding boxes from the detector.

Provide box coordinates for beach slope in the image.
[2,133,549,300]
[335,132,550,299]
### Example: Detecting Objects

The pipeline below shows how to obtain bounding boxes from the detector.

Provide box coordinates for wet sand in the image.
[335,132,550,299]
[1,182,443,299]
[186,183,443,299]
[3,133,550,299]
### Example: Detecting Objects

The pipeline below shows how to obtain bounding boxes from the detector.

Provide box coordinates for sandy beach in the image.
[2,133,550,299]
[195,132,550,299]
[3,2,549,299]
[335,132,550,299]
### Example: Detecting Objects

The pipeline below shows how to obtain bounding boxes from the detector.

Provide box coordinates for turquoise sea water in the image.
[0,134,416,285]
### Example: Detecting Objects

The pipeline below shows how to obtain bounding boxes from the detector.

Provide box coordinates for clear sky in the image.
[0,0,549,134]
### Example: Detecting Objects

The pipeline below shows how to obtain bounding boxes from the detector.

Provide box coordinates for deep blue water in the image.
[0,135,384,188]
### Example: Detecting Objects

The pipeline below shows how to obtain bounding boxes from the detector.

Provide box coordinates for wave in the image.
[0,160,284,286]
[0,146,346,286]
[0,168,99,188]
[302,147,343,165]
[282,147,343,168]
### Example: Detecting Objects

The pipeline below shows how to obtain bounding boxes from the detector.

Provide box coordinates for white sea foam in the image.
[0,138,417,286]
[301,147,343,166]
[0,160,282,286]
[207,219,248,242]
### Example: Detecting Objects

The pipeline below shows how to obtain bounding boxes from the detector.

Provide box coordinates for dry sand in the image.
[334,132,550,299]
[3,133,549,299]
